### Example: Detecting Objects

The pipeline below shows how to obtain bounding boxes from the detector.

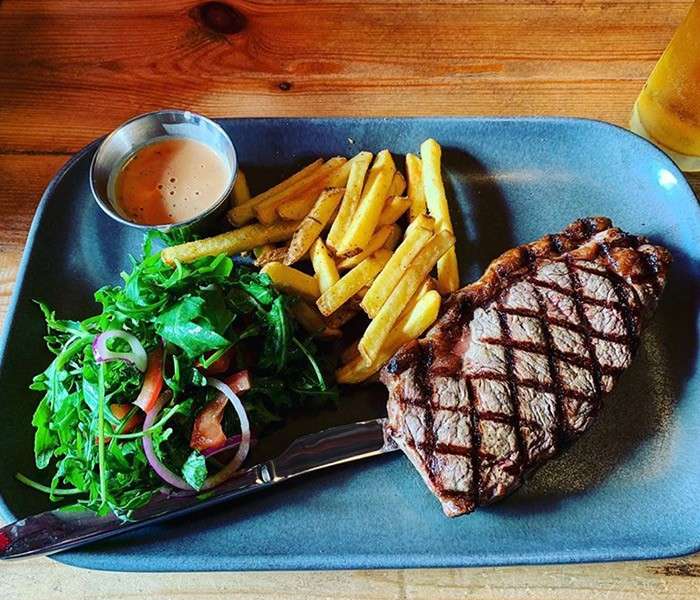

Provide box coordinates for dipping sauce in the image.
[112,137,231,225]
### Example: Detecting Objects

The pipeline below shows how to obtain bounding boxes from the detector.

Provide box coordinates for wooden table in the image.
[1,1,698,598]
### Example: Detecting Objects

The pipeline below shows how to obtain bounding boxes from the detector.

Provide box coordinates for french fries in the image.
[261,262,320,300]
[232,170,251,206]
[324,299,361,330]
[383,224,402,250]
[275,185,329,222]
[162,220,299,265]
[285,188,344,265]
[310,239,340,293]
[289,300,326,336]
[406,153,426,221]
[162,137,463,387]
[253,156,347,225]
[253,243,274,258]
[420,139,460,294]
[254,245,289,267]
[227,159,323,225]
[335,150,396,257]
[357,229,454,364]
[326,152,373,252]
[403,277,437,313]
[387,171,406,197]
[378,195,411,225]
[336,224,400,270]
[275,152,368,222]
[317,249,391,317]
[290,301,341,339]
[360,214,435,317]
[337,290,441,383]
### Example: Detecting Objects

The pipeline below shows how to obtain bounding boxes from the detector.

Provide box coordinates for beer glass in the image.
[630,1,700,171]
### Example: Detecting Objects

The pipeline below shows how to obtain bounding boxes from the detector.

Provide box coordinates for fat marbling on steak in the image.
[380,217,671,517]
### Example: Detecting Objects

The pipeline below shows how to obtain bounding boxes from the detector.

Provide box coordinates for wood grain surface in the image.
[0,1,698,598]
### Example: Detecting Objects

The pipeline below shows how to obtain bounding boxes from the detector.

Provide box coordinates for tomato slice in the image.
[224,369,251,394]
[200,347,235,375]
[98,403,143,442]
[133,347,164,413]
[190,396,228,452]
[190,370,251,452]
[109,403,142,435]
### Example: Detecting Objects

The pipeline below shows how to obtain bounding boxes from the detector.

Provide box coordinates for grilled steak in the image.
[381,217,671,517]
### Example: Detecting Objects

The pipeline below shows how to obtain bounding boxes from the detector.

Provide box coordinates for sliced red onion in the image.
[201,377,251,490]
[142,380,251,491]
[93,329,148,372]
[142,393,192,491]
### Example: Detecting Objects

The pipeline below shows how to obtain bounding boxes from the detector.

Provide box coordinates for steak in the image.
[380,217,671,517]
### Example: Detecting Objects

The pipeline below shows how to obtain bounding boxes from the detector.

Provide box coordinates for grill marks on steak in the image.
[381,217,671,517]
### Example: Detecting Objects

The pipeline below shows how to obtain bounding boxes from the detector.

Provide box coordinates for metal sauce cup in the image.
[90,110,237,233]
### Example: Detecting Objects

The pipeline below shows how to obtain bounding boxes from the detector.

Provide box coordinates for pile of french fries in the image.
[161,139,459,384]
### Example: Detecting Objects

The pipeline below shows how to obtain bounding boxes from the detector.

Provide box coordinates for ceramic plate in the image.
[1,118,698,571]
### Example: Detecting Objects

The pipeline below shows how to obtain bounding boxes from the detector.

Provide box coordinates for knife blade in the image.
[0,418,397,560]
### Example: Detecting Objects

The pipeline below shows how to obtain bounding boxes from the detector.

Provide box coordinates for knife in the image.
[0,418,397,560]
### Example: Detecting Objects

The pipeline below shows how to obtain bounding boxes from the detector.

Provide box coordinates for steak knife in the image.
[0,418,396,560]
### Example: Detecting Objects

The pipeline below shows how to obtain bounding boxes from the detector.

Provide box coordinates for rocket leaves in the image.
[22,238,336,518]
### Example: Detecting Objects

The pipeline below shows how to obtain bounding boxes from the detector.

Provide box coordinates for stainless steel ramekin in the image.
[90,109,237,233]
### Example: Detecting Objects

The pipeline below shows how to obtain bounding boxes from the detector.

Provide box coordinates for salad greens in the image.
[23,234,336,518]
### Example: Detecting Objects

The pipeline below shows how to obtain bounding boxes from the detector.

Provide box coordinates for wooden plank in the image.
[0,154,68,249]
[0,154,68,322]
[0,1,692,152]
[1,555,700,599]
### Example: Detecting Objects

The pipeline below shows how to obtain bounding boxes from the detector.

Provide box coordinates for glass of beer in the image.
[630,1,700,171]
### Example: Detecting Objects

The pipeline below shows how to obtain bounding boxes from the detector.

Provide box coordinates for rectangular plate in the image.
[1,118,699,571]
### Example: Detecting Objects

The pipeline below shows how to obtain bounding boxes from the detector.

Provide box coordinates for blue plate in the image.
[0,118,698,571]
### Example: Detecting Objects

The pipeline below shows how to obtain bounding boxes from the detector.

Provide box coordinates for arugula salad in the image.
[21,235,336,518]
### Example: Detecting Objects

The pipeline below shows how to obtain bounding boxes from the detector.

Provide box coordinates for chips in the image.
[337,290,441,383]
[254,245,289,267]
[254,156,347,225]
[406,153,426,221]
[278,152,368,223]
[378,195,411,226]
[316,249,391,317]
[161,220,299,265]
[326,152,373,252]
[285,188,344,265]
[334,150,395,257]
[336,224,399,271]
[260,262,320,300]
[310,239,340,293]
[232,170,251,206]
[420,139,460,294]
[290,300,341,339]
[357,229,455,364]
[227,159,323,226]
[360,214,435,317]
[161,138,462,384]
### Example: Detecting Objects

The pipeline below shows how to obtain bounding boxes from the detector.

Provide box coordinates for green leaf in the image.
[158,322,230,358]
[181,451,207,490]
[261,296,289,372]
[240,276,275,306]
[155,295,232,358]
[32,396,57,469]
[198,288,234,334]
